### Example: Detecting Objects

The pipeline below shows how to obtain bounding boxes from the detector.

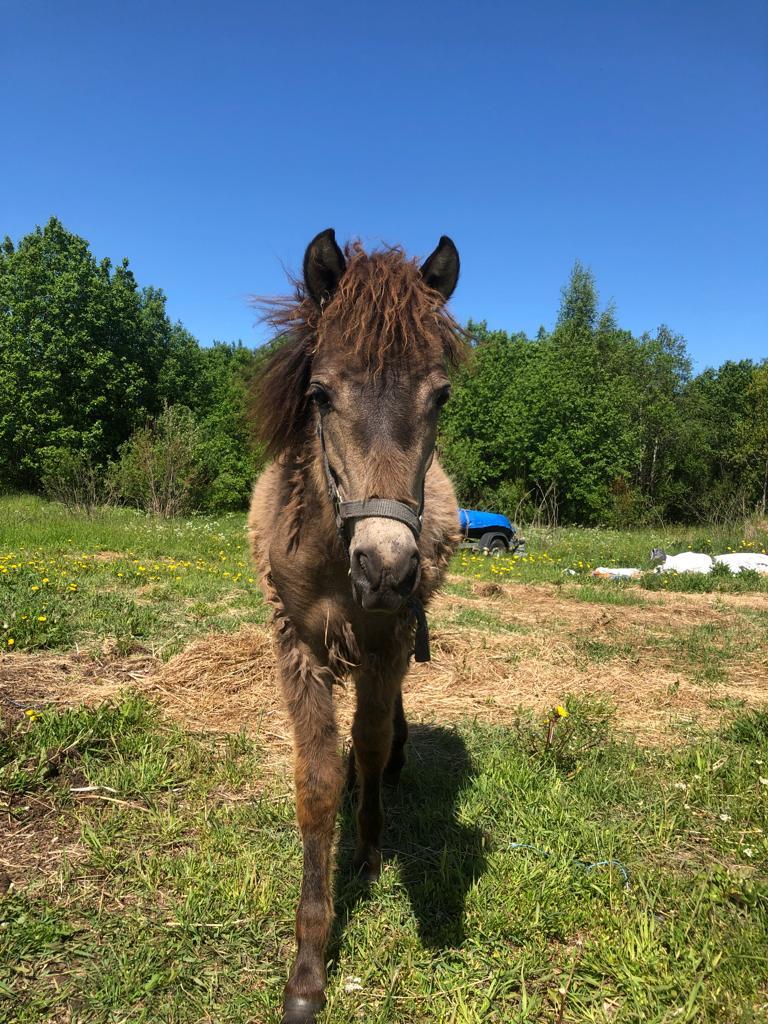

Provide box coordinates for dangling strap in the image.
[408,597,431,662]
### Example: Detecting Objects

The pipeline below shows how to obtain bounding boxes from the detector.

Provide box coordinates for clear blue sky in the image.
[3,0,766,369]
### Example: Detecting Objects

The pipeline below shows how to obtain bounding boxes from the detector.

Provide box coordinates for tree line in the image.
[441,267,767,525]
[1,218,765,524]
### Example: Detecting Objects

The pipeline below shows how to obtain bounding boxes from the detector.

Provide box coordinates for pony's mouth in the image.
[350,554,421,613]
[351,580,412,612]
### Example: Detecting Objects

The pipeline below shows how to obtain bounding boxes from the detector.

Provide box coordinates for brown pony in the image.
[248,229,465,1024]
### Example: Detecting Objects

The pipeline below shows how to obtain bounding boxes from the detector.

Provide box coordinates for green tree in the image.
[0,218,263,508]
[676,360,758,520]
[0,219,177,486]
[735,361,768,516]
[440,265,694,526]
[556,260,598,332]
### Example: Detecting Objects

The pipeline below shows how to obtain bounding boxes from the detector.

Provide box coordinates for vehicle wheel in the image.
[478,531,509,553]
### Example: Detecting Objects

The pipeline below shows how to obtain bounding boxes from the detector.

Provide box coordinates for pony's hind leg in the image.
[383,689,408,786]
[278,639,343,1024]
[351,651,409,881]
[346,688,408,793]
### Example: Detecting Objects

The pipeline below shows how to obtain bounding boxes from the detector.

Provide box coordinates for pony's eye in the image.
[308,383,332,412]
[434,385,452,409]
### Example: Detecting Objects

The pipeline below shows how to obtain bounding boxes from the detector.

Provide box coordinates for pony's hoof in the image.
[353,850,381,883]
[282,994,324,1024]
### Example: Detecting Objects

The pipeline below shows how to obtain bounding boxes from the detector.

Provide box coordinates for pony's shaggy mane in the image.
[252,242,467,457]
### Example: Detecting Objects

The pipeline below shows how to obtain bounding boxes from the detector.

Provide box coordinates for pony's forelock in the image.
[251,242,467,456]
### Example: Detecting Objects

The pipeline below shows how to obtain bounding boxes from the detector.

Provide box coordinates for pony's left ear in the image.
[420,235,460,301]
[303,228,347,306]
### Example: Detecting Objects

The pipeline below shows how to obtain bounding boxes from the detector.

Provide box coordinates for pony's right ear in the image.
[420,235,460,301]
[303,228,347,306]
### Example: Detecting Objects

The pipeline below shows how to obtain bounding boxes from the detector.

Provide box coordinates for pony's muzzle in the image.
[349,519,420,612]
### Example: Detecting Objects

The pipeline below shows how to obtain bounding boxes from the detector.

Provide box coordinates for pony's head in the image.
[257,229,464,612]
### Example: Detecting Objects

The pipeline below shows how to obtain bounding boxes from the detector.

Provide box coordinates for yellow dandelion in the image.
[555,705,569,718]
[7,638,15,646]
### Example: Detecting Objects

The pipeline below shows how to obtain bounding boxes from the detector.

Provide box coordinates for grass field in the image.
[1,495,767,1022]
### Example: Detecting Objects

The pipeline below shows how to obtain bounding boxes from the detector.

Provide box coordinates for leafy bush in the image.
[109,406,206,518]
[39,449,107,515]
[475,479,533,522]
[108,405,258,516]
[193,425,259,512]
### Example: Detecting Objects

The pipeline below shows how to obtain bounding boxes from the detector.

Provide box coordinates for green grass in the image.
[0,495,268,656]
[565,586,649,607]
[453,520,768,593]
[572,637,637,664]
[1,495,768,1020]
[441,606,531,634]
[2,496,766,658]
[2,695,766,1022]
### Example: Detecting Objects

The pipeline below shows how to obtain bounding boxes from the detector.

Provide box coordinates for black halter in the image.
[317,418,431,662]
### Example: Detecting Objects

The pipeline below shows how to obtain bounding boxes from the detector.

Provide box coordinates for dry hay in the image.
[2,583,767,770]
[0,643,156,711]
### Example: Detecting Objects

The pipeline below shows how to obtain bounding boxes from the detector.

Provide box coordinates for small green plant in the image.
[514,696,615,771]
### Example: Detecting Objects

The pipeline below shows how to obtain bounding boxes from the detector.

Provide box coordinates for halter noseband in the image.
[316,417,431,662]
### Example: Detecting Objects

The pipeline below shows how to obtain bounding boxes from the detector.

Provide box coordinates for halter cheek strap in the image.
[317,418,431,662]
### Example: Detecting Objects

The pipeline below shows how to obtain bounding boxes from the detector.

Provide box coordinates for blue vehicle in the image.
[458,508,524,554]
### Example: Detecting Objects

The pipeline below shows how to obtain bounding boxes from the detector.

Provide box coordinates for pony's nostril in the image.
[397,553,420,596]
[354,548,382,590]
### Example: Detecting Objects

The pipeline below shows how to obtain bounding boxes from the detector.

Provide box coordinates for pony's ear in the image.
[303,228,347,306]
[420,235,460,301]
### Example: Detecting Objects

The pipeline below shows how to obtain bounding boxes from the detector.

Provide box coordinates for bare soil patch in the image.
[90,550,124,562]
[0,787,85,887]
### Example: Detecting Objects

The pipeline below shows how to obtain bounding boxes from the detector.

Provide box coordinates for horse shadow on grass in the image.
[329,723,486,961]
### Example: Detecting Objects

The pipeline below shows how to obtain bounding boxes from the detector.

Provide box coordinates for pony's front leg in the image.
[279,645,343,1024]
[351,653,408,881]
